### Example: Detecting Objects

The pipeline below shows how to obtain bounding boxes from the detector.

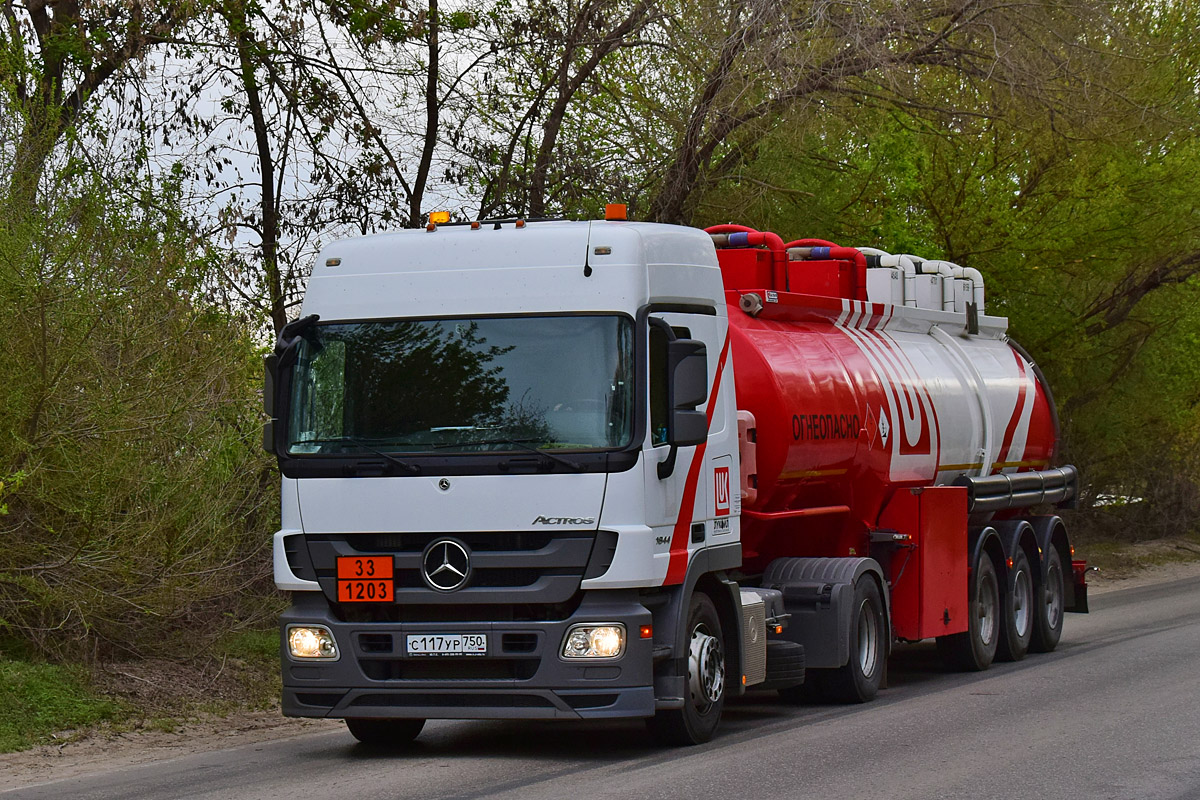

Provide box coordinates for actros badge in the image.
[421,538,472,592]
[531,515,596,525]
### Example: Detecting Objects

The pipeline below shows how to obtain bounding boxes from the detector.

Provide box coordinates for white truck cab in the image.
[265,220,746,744]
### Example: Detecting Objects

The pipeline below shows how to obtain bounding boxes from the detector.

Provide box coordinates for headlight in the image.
[561,623,625,659]
[287,625,340,660]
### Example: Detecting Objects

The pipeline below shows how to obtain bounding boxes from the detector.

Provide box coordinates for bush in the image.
[0,163,277,661]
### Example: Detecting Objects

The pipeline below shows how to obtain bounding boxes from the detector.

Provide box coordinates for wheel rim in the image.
[978,569,998,645]
[856,598,879,678]
[688,623,724,711]
[1045,562,1064,630]
[1013,566,1032,638]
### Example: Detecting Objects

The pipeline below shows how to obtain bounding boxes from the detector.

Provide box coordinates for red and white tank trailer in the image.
[265,215,1088,746]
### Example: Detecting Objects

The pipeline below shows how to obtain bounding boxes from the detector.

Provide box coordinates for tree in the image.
[0,0,198,212]
[461,0,656,219]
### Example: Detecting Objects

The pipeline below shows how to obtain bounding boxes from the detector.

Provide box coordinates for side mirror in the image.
[264,353,278,417]
[264,314,318,459]
[263,353,279,456]
[667,338,708,447]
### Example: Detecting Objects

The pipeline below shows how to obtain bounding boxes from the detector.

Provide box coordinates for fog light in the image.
[287,625,339,661]
[561,624,625,659]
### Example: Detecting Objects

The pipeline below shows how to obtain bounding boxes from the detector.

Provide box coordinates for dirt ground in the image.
[3,548,1199,789]
[0,710,342,789]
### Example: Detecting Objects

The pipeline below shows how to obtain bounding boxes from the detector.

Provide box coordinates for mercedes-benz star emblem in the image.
[421,538,471,592]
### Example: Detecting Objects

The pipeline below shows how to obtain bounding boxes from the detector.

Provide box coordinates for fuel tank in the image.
[709,228,1057,570]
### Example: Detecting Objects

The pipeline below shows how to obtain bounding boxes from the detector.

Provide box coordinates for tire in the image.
[821,576,885,703]
[1030,545,1065,653]
[997,548,1033,662]
[345,717,425,746]
[647,592,726,746]
[937,551,1000,671]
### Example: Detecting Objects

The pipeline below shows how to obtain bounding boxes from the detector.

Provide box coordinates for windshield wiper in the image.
[290,436,420,474]
[433,437,585,472]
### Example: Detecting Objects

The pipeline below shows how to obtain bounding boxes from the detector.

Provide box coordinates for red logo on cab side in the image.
[714,466,730,516]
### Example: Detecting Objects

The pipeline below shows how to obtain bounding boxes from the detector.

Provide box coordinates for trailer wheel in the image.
[647,592,725,746]
[997,548,1033,662]
[1030,545,1065,653]
[345,717,425,746]
[937,552,1000,671]
[820,576,885,703]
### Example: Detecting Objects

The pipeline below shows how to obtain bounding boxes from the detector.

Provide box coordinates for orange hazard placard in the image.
[336,556,394,602]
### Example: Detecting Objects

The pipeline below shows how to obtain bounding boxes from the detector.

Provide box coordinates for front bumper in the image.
[281,591,656,720]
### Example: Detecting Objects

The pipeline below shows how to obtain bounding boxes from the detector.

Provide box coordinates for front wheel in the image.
[647,592,726,746]
[346,717,425,746]
[937,551,1000,672]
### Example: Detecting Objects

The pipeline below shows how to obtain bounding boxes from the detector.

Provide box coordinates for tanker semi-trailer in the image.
[263,212,1088,747]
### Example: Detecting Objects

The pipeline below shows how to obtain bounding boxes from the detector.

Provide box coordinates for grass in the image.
[0,628,283,754]
[0,660,124,753]
[1074,532,1200,578]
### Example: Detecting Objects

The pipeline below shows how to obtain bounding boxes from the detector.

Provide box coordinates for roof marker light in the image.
[605,203,627,221]
[515,219,526,228]
[471,221,481,230]
[428,211,450,224]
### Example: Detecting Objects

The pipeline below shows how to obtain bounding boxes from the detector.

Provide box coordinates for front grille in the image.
[502,633,538,653]
[295,692,343,708]
[305,530,604,610]
[337,601,581,623]
[564,694,619,710]
[358,633,394,653]
[351,693,553,709]
[359,658,539,681]
[351,532,558,553]
[284,534,317,581]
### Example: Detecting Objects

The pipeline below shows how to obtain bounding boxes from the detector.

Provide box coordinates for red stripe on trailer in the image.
[664,332,732,586]
[995,351,1029,473]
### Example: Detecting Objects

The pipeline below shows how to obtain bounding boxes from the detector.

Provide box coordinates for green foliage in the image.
[0,660,123,752]
[0,152,277,661]
[693,5,1200,536]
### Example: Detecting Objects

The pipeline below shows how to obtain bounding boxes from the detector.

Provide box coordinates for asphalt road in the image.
[6,576,1200,800]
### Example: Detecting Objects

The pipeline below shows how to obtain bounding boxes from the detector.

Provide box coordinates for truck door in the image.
[644,310,728,584]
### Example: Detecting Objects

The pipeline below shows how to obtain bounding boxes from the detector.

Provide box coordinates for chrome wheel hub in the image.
[688,625,724,710]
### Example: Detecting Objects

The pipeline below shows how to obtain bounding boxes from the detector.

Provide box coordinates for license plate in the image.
[407,634,487,656]
[337,556,393,603]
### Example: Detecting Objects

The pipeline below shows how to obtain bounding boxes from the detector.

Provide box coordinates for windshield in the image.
[286,315,634,455]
